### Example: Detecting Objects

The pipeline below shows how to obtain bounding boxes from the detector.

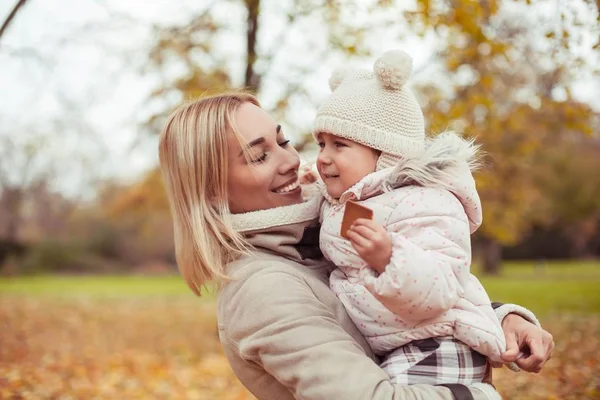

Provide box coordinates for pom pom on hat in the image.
[328,66,352,91]
[374,50,413,90]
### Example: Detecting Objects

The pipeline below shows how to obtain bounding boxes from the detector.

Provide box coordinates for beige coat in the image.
[217,197,500,400]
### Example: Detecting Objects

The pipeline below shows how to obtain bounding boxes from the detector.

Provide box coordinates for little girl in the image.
[313,50,506,386]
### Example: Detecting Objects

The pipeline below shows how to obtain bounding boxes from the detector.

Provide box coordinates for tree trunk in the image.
[0,186,23,242]
[481,236,502,275]
[568,220,598,259]
[244,0,260,92]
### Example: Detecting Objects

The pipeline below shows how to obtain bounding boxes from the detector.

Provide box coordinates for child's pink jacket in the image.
[319,132,506,361]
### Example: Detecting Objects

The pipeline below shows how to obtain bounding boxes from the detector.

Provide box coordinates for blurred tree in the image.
[534,136,600,258]
[0,134,54,243]
[409,0,599,273]
[107,168,170,222]
[57,171,176,271]
[0,134,57,269]
[134,0,598,274]
[0,131,93,270]
[143,0,378,136]
[103,169,175,265]
[21,181,76,241]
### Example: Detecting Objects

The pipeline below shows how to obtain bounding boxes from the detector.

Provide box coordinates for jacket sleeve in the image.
[493,303,541,327]
[222,266,458,400]
[360,188,471,321]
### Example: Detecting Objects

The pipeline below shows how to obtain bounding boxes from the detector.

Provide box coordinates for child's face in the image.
[316,132,379,199]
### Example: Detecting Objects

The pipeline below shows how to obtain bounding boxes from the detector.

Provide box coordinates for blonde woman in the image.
[158,92,553,400]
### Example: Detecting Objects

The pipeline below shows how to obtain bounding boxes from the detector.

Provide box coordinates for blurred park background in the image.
[1,0,599,398]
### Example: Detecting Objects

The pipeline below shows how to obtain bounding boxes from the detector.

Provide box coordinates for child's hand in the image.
[299,164,318,184]
[347,218,392,273]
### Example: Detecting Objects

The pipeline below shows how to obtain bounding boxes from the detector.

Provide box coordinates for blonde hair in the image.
[158,92,260,295]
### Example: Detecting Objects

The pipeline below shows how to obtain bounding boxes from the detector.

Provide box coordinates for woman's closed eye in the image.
[250,140,290,163]
[250,153,267,163]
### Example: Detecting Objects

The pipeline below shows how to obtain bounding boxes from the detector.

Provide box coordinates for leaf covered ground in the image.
[1,267,599,399]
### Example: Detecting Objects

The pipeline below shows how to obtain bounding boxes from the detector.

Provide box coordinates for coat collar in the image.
[319,168,394,206]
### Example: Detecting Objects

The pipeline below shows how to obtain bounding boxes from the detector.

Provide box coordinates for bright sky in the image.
[0,0,598,198]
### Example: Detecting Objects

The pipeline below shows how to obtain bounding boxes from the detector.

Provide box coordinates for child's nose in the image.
[317,150,332,165]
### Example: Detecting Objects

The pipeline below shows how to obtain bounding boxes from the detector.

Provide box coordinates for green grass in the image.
[481,280,600,315]
[0,261,598,316]
[474,260,600,316]
[0,274,215,298]
[473,259,600,279]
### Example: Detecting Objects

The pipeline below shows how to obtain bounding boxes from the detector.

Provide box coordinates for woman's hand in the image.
[500,313,554,373]
[347,218,392,273]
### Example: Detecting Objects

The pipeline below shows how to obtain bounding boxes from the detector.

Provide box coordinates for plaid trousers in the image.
[380,336,489,385]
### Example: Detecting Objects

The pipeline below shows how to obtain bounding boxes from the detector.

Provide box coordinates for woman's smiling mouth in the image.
[272,178,301,194]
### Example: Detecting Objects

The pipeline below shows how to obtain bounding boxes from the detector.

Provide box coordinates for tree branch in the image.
[0,0,29,42]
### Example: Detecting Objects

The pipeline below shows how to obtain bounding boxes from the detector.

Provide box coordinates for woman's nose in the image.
[278,147,301,174]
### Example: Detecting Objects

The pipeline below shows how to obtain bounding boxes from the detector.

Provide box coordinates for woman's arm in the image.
[221,266,479,400]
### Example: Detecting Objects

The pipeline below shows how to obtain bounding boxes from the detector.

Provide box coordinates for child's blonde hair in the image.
[158,92,259,295]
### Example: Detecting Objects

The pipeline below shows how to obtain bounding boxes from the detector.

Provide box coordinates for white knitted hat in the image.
[313,50,425,171]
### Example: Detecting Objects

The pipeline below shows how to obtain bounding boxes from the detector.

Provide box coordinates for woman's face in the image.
[227,102,303,214]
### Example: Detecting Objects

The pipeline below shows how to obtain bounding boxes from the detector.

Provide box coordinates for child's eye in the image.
[251,153,267,163]
[334,141,347,148]
[278,140,290,148]
[317,142,325,149]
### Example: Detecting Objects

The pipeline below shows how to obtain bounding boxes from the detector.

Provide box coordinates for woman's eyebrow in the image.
[238,125,282,156]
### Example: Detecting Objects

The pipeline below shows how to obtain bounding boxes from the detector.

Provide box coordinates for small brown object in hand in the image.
[341,201,373,240]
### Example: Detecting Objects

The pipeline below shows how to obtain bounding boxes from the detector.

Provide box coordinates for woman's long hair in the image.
[158,92,260,295]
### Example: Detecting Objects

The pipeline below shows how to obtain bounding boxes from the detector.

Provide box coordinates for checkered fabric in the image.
[380,336,489,385]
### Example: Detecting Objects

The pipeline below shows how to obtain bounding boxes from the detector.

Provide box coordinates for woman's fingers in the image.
[512,330,553,373]
[516,334,552,373]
